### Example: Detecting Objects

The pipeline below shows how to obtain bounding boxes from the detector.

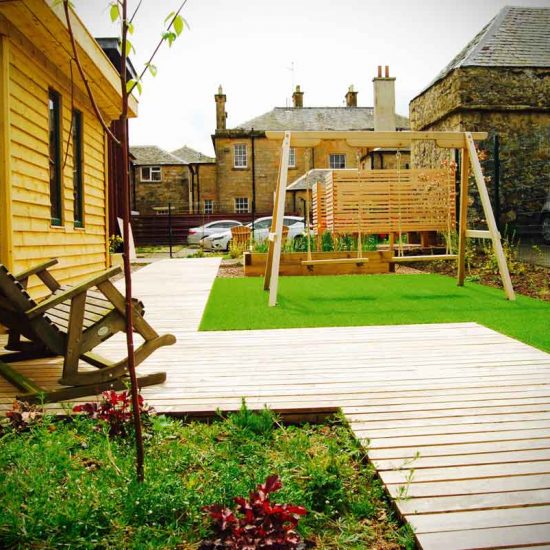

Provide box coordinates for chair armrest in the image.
[26,266,122,319]
[15,259,58,283]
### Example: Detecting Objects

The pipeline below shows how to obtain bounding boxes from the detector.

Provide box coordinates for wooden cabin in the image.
[0,0,137,296]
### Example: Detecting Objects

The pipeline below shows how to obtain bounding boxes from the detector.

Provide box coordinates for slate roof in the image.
[422,6,550,92]
[130,146,186,166]
[171,145,215,164]
[233,107,410,131]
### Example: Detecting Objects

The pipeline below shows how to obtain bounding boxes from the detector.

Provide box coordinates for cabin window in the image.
[49,90,62,225]
[288,147,296,168]
[329,153,346,169]
[141,166,161,182]
[204,199,213,214]
[234,197,249,213]
[72,110,84,228]
[233,144,247,168]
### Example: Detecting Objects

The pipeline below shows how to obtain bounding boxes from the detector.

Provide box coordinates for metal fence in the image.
[475,133,550,267]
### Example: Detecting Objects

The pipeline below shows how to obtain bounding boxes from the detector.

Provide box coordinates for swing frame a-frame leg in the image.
[457,132,515,300]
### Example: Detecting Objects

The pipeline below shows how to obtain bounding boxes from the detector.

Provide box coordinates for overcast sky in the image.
[74,0,550,156]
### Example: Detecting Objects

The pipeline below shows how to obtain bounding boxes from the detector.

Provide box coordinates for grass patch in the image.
[0,408,413,549]
[200,273,550,352]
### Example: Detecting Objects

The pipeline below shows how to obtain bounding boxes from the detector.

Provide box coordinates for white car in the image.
[187,219,242,245]
[201,216,306,251]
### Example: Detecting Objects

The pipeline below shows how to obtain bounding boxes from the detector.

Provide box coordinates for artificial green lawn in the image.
[200,273,550,353]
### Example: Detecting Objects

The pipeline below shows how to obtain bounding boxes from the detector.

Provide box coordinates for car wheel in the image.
[542,215,550,244]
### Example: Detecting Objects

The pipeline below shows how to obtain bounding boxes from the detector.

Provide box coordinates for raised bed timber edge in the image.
[244,250,394,277]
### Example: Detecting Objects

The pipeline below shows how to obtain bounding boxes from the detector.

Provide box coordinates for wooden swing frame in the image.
[263,130,515,306]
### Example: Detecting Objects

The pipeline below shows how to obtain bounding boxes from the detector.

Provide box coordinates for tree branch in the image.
[127,0,188,95]
[129,0,143,25]
[63,0,120,145]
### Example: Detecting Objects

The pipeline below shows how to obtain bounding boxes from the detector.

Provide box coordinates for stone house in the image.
[409,6,550,236]
[130,145,215,215]
[212,67,410,217]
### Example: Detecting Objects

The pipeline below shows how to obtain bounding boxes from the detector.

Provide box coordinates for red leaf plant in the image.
[73,390,153,437]
[5,400,44,433]
[200,474,307,549]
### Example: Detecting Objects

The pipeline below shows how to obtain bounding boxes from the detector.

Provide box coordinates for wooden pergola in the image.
[263,130,515,306]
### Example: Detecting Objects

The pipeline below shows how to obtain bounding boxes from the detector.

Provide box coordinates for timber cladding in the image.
[0,11,116,298]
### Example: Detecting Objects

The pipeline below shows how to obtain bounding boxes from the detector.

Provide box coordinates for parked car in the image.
[542,190,550,244]
[201,216,306,251]
[187,220,242,245]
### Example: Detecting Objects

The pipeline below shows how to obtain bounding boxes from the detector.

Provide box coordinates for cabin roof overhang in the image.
[0,0,137,119]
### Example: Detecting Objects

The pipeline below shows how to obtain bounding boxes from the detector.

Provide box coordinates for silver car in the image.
[201,216,306,251]
[187,220,242,245]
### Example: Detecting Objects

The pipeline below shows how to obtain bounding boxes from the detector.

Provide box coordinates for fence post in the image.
[493,134,501,232]
[168,202,173,259]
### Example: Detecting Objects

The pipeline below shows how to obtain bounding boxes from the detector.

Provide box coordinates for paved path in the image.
[2,258,550,549]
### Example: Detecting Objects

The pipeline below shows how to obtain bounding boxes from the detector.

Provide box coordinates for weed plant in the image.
[0,405,414,549]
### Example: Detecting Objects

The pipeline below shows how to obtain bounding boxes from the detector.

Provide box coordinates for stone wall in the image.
[134,165,189,215]
[195,163,217,212]
[410,67,550,234]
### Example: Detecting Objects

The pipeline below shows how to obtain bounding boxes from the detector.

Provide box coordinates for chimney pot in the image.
[345,85,358,108]
[373,68,396,131]
[215,85,227,131]
[292,85,304,108]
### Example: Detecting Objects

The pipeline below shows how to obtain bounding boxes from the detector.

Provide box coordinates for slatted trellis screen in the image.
[325,169,456,235]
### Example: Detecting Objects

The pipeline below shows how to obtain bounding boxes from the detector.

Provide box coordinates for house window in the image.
[204,199,213,214]
[329,154,346,169]
[288,147,296,168]
[141,166,161,182]
[235,197,249,213]
[49,90,62,225]
[72,110,84,228]
[234,144,247,168]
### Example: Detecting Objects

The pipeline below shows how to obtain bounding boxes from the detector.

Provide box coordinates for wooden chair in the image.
[0,259,174,403]
[230,226,252,249]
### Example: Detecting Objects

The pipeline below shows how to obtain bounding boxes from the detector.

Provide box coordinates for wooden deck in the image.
[1,258,550,548]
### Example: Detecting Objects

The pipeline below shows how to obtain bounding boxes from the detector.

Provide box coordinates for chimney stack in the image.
[215,84,227,131]
[292,85,304,108]
[373,65,396,131]
[345,85,358,107]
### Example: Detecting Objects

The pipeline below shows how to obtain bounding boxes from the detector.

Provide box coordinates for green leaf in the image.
[146,63,158,77]
[173,15,184,36]
[125,39,135,57]
[162,31,176,47]
[126,79,142,95]
[109,3,119,22]
[164,11,175,24]
[127,22,135,35]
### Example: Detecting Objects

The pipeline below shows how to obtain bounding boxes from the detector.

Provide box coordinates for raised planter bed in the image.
[244,250,393,277]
